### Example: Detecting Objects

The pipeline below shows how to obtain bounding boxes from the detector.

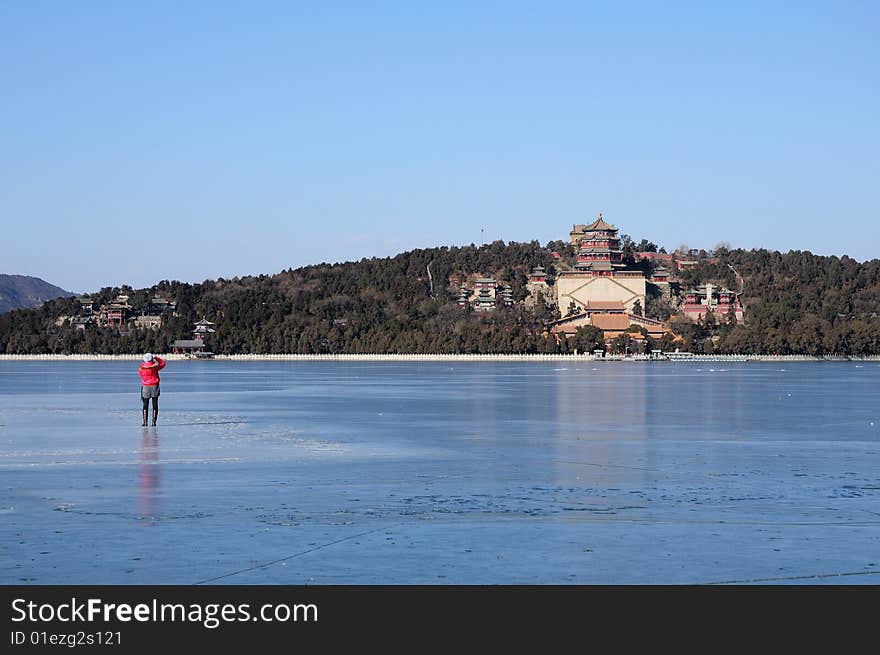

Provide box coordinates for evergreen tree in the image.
[572,325,604,354]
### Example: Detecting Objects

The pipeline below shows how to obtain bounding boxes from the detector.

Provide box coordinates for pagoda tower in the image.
[192,318,215,341]
[555,212,646,315]
[574,213,625,273]
[500,284,514,306]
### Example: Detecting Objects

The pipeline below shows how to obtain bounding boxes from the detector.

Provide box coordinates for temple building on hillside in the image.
[105,302,126,327]
[93,294,133,328]
[149,296,177,314]
[528,265,548,284]
[556,214,646,315]
[651,267,671,285]
[650,266,674,297]
[525,265,555,310]
[472,278,498,312]
[499,284,514,307]
[457,276,513,312]
[474,278,496,298]
[681,283,743,324]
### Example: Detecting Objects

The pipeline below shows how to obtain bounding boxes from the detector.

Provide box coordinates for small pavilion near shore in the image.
[170,339,209,356]
[171,318,215,357]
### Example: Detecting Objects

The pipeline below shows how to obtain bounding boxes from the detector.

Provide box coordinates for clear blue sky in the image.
[2,1,878,292]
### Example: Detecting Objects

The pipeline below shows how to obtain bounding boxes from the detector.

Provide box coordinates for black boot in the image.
[142,410,148,427]
[152,409,158,426]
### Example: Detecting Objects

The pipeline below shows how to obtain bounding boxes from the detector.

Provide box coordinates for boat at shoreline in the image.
[184,351,215,360]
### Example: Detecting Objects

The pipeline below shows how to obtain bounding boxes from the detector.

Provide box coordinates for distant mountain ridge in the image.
[0,274,74,313]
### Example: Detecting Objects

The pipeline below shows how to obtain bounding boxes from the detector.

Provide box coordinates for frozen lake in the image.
[2,360,879,584]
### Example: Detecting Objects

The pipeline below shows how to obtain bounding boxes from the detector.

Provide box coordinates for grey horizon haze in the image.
[2,2,878,293]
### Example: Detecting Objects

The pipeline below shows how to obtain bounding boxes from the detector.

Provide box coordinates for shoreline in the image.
[0,353,878,362]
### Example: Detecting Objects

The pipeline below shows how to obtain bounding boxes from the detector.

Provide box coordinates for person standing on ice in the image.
[138,353,165,426]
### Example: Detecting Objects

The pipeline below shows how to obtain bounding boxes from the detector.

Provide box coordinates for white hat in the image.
[143,353,154,362]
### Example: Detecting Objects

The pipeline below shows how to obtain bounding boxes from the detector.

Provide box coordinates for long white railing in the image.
[1,353,879,362]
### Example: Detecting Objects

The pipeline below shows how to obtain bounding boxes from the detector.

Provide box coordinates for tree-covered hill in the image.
[675,248,880,354]
[0,241,561,355]
[1,242,879,355]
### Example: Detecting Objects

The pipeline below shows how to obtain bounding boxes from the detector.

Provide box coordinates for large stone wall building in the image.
[556,214,646,314]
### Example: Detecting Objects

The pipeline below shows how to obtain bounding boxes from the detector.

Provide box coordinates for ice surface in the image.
[1,360,879,584]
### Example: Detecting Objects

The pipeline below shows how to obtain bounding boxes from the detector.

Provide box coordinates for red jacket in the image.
[138,357,165,386]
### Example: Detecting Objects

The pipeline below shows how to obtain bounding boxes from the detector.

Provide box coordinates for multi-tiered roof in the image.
[193,318,215,340]
[499,284,514,306]
[573,214,625,271]
[474,286,496,311]
[528,265,548,283]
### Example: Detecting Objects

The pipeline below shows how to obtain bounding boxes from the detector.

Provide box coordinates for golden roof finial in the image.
[598,212,603,220]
